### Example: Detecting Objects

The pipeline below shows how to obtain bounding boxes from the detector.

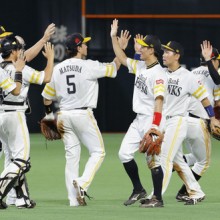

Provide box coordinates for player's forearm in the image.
[111,36,127,66]
[24,39,46,62]
[113,57,121,70]
[206,60,220,85]
[43,59,54,83]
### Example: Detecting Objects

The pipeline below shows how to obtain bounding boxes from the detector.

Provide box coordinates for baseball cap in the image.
[161,41,184,57]
[136,35,161,53]
[0,25,13,38]
[0,35,22,54]
[65,33,91,51]
[200,47,220,64]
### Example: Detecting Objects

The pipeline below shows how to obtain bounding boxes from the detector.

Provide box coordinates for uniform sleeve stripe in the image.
[45,84,55,93]
[44,89,55,97]
[0,78,10,87]
[105,64,115,77]
[29,71,41,84]
[154,88,166,94]
[192,86,207,98]
[130,59,137,74]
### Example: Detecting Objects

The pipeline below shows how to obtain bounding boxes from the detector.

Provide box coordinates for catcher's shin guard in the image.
[0,172,19,200]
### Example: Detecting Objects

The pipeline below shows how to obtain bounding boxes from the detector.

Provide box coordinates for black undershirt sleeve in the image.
[206,60,220,85]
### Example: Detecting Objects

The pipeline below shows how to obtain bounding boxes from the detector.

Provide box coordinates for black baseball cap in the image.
[0,25,13,38]
[65,33,91,51]
[161,41,184,57]
[0,35,22,54]
[136,35,161,53]
[200,47,220,65]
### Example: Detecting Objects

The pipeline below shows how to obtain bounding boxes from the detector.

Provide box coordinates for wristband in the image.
[14,72,22,83]
[204,105,215,118]
[44,103,53,114]
[134,53,141,60]
[152,112,162,126]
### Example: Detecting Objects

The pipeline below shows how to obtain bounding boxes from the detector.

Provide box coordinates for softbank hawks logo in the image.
[135,74,148,94]
[168,78,182,96]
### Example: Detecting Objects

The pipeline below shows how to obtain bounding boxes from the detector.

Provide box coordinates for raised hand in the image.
[42,42,54,60]
[201,40,212,61]
[43,23,56,43]
[111,19,118,37]
[118,30,131,50]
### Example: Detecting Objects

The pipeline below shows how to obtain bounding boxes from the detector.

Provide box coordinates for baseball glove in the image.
[139,128,164,155]
[206,119,220,141]
[40,119,61,140]
[214,106,220,120]
[211,125,220,141]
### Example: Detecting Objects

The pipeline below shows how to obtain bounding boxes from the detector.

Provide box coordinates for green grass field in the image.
[1,133,220,220]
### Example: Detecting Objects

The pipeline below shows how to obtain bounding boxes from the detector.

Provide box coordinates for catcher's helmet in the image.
[200,47,220,65]
[0,35,22,56]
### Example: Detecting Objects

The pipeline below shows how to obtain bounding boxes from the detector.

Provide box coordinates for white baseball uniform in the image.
[119,58,167,168]
[161,66,207,199]
[0,62,45,206]
[184,66,220,176]
[42,57,117,206]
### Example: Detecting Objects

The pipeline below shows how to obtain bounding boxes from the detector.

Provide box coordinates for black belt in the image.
[189,113,200,119]
[3,110,17,112]
[74,107,88,110]
[2,101,25,106]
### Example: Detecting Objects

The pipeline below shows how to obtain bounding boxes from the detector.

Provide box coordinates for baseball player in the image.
[201,41,220,85]
[0,51,26,209]
[176,43,220,201]
[0,24,55,206]
[42,32,121,207]
[158,41,220,205]
[0,35,54,209]
[111,19,167,208]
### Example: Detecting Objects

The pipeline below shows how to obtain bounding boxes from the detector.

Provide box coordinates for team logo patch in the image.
[156,79,164,84]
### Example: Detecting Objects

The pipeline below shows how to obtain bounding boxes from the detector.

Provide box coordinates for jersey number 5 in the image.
[66,75,76,94]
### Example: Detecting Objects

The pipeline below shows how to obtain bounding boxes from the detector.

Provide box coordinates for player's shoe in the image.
[184,196,205,205]
[16,199,36,209]
[139,196,164,208]
[0,200,8,209]
[123,189,147,206]
[176,192,190,202]
[73,180,87,206]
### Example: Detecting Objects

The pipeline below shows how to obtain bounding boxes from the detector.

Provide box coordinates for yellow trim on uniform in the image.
[163,117,183,189]
[109,65,114,77]
[130,59,138,74]
[17,112,29,161]
[192,85,207,99]
[214,88,220,98]
[199,119,211,176]
[105,65,110,77]
[0,78,10,87]
[29,71,41,84]
[81,110,105,189]
[105,64,114,77]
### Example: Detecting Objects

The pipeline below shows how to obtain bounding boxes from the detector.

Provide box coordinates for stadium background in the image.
[1,0,220,132]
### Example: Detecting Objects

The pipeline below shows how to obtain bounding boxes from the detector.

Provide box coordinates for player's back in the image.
[52,58,116,111]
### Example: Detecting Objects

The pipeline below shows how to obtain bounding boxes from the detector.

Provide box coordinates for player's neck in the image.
[145,56,158,67]
[167,63,181,72]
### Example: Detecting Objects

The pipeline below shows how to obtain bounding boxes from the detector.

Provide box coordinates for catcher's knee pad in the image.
[0,172,19,200]
[13,158,31,175]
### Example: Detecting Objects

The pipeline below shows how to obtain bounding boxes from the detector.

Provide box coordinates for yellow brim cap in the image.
[0,31,13,38]
[136,39,149,47]
[161,44,175,52]
[216,54,220,60]
[83,37,91,43]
